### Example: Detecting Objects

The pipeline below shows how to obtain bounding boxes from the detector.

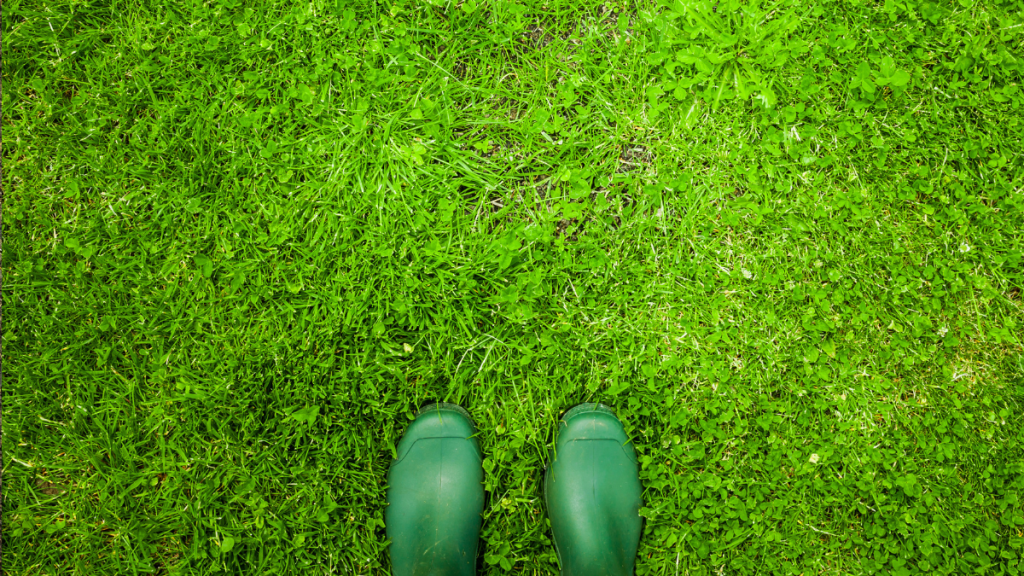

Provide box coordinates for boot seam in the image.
[390,436,483,467]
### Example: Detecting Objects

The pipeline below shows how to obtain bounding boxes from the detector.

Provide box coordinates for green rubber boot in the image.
[544,403,643,576]
[385,403,484,576]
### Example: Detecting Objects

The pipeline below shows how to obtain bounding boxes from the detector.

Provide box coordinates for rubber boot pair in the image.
[385,402,642,576]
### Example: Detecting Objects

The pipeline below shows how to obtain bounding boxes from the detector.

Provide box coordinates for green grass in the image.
[3,0,1024,574]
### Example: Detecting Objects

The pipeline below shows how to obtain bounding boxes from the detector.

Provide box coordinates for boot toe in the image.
[557,403,632,445]
[395,403,479,461]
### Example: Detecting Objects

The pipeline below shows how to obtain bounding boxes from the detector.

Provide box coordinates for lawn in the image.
[3,0,1024,574]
